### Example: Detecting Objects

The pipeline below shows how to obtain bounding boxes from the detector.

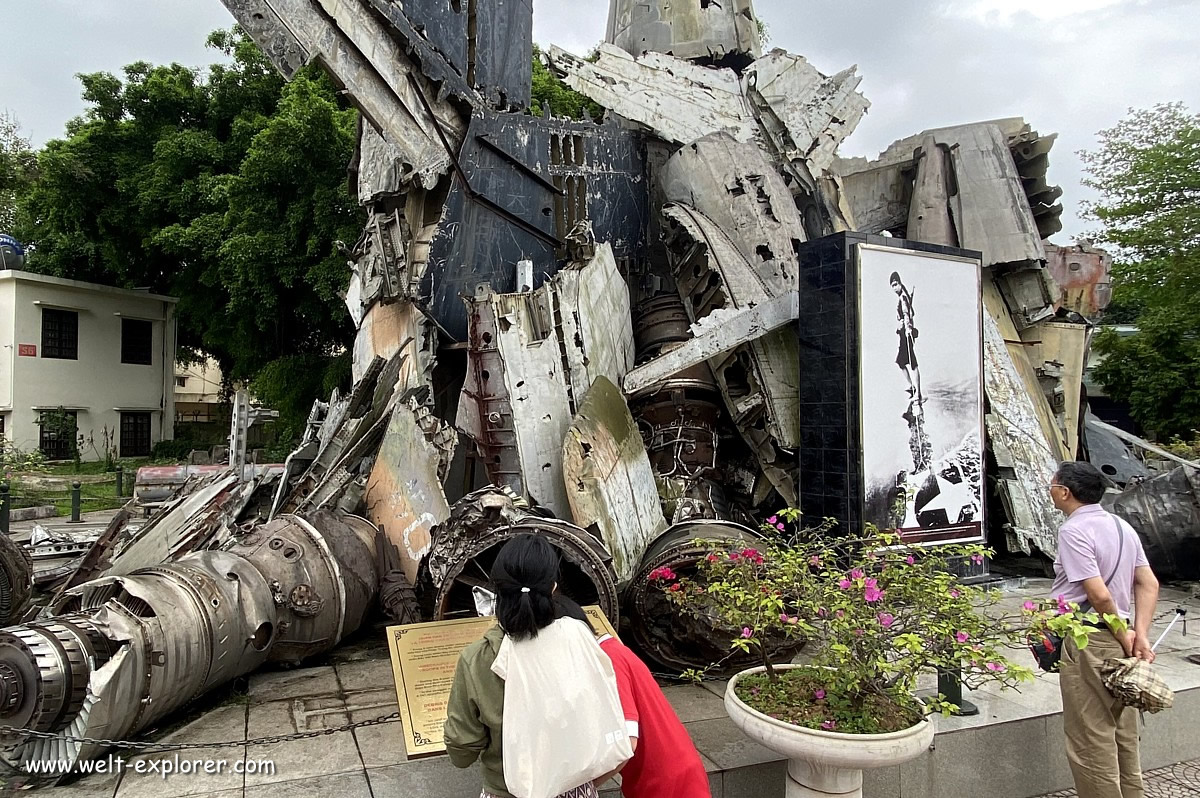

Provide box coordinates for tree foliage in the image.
[0,111,37,233]
[14,29,363,427]
[530,45,604,120]
[1082,103,1200,437]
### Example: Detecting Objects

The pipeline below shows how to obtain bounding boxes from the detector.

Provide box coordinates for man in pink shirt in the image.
[1049,461,1160,798]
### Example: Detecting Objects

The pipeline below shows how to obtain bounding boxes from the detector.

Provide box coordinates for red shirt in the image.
[599,637,711,798]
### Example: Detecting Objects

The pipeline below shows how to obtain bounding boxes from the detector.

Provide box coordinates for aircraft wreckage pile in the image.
[2,0,1195,774]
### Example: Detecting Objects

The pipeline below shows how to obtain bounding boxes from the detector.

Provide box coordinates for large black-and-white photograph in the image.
[858,245,985,544]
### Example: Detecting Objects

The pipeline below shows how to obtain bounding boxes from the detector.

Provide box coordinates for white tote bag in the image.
[491,617,633,798]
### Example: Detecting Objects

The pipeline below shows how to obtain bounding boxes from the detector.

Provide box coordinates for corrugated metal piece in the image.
[563,376,666,586]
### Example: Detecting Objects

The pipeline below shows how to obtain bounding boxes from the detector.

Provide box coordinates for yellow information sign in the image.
[386,607,618,759]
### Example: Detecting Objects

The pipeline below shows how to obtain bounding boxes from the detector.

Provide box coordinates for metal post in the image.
[116,466,124,498]
[937,667,978,716]
[0,483,9,536]
[70,482,82,523]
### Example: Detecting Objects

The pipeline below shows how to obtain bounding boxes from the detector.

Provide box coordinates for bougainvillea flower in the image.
[878,613,895,628]
[648,567,677,582]
[955,631,970,643]
[821,720,837,730]
[838,578,853,590]
[864,585,884,603]
[814,689,826,700]
[741,627,753,638]
[905,555,915,565]
[1023,600,1037,612]
[986,662,1006,673]
[850,569,865,580]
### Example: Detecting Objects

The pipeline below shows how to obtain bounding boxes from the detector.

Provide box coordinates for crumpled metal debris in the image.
[0,533,32,626]
[1104,467,1200,582]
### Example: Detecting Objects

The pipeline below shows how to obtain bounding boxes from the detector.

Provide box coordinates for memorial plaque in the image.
[796,232,986,546]
[386,606,619,758]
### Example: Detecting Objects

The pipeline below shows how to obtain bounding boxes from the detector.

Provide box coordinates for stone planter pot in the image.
[725,665,934,797]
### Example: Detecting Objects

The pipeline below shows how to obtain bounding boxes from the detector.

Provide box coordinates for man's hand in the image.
[1131,631,1156,663]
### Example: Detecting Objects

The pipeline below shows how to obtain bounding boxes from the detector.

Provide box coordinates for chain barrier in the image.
[0,712,400,753]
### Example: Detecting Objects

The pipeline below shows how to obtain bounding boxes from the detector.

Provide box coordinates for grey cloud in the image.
[4,0,1198,240]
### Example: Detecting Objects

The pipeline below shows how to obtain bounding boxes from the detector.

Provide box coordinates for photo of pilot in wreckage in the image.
[859,250,984,545]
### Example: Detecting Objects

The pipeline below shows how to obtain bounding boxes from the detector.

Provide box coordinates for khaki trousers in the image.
[1060,631,1144,798]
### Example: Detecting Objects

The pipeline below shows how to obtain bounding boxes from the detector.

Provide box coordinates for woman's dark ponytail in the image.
[491,535,560,640]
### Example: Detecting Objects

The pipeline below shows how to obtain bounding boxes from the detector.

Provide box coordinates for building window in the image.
[121,319,153,365]
[120,412,152,458]
[38,411,77,460]
[42,309,79,360]
[175,376,188,388]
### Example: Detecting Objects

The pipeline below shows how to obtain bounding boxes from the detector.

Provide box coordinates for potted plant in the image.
[655,512,1097,797]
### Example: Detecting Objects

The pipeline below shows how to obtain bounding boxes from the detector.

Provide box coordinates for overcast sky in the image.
[3,0,1198,241]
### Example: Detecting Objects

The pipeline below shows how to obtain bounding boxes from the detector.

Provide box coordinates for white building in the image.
[0,270,177,460]
[175,357,225,424]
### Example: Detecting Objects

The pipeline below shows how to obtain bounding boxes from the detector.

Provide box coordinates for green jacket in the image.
[445,626,512,797]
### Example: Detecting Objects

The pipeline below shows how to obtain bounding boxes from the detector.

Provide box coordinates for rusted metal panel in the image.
[563,376,666,586]
[1045,241,1113,319]
[350,299,438,386]
[364,401,452,585]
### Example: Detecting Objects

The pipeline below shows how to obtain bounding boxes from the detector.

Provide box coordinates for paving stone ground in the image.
[2,576,1198,797]
[1034,759,1200,797]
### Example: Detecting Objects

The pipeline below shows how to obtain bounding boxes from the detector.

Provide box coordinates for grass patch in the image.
[45,458,152,476]
[735,668,924,735]
[10,480,128,516]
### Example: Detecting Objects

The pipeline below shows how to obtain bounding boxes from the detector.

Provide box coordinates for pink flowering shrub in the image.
[656,511,1051,730]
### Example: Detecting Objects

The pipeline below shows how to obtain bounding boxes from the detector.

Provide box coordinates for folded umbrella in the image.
[1099,657,1174,713]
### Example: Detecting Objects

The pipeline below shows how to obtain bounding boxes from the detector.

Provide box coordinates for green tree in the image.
[15,29,363,428]
[530,45,604,120]
[1082,103,1200,438]
[0,111,37,233]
